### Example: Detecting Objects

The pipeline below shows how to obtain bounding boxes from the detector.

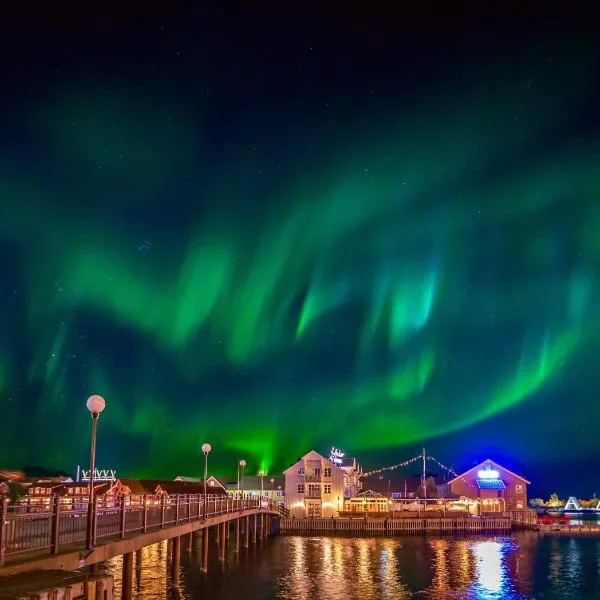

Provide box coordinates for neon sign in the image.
[477,467,499,480]
[329,448,345,465]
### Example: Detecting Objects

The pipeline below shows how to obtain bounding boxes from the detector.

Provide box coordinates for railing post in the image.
[120,494,127,539]
[175,495,180,525]
[50,495,60,554]
[160,495,166,528]
[143,495,148,533]
[0,497,8,566]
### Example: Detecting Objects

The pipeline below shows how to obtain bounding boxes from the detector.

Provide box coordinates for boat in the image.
[538,513,570,525]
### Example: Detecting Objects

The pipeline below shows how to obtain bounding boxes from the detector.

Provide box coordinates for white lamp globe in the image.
[258,470,264,477]
[270,478,275,484]
[201,443,212,454]
[240,459,246,467]
[86,395,106,414]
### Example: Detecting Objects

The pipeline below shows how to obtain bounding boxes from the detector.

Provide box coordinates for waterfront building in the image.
[224,475,285,502]
[437,459,529,511]
[284,450,345,517]
[344,489,389,513]
[339,457,363,498]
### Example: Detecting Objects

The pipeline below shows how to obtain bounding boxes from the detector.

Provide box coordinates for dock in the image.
[280,516,512,535]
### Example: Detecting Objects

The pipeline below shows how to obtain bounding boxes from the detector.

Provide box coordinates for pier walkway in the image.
[0,494,286,580]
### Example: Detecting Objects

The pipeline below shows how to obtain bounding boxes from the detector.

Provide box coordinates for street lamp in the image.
[202,443,211,519]
[258,470,264,497]
[239,460,246,507]
[85,394,105,550]
[270,477,275,498]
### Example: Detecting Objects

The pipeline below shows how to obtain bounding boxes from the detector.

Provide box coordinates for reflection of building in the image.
[345,489,389,512]
[437,459,529,511]
[284,450,345,517]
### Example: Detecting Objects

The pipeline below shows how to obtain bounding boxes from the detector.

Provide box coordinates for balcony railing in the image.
[304,474,321,482]
[305,490,322,499]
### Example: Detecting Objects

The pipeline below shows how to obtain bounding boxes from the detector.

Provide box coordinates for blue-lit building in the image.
[437,459,530,512]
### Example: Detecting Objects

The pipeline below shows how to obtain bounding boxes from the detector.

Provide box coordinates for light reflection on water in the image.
[99,532,600,599]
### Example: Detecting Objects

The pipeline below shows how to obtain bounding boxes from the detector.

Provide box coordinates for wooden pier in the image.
[280,516,512,535]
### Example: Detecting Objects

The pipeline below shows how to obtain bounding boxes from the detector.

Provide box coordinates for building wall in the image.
[449,462,528,511]
[285,451,345,517]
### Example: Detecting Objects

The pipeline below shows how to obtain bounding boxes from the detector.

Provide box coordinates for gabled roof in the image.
[354,489,386,499]
[283,450,329,474]
[448,459,530,485]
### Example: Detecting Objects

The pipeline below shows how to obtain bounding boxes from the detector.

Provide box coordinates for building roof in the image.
[119,478,226,495]
[283,450,331,474]
[447,459,530,485]
[476,479,506,490]
[353,489,386,499]
[224,475,285,492]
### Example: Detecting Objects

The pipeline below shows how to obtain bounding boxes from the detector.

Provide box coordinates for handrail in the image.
[0,493,281,566]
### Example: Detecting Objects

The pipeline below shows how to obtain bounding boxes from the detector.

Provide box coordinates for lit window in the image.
[297,484,305,494]
[515,484,523,494]
[324,468,331,477]
[324,484,331,494]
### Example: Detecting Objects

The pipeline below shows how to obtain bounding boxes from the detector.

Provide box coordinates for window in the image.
[515,484,523,494]
[324,484,331,494]
[297,484,304,494]
[314,468,321,476]
[298,467,304,475]
[324,467,331,477]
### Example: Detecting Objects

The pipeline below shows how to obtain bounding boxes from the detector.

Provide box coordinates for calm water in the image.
[101,532,600,599]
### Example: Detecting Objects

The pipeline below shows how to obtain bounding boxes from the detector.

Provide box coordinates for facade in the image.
[438,459,530,512]
[284,450,345,517]
[339,458,363,498]
[345,489,389,513]
[224,475,285,503]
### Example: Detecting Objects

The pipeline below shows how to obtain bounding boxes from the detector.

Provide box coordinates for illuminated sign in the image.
[477,467,500,480]
[329,448,345,465]
[79,468,117,482]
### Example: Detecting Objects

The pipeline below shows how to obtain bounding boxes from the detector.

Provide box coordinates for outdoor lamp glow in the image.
[86,395,106,415]
[201,443,212,454]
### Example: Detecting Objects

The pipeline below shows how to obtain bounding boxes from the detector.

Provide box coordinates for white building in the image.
[284,450,345,517]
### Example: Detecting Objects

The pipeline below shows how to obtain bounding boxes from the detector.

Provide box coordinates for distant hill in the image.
[21,465,71,478]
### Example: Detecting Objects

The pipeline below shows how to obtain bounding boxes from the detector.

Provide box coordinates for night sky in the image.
[1,7,598,496]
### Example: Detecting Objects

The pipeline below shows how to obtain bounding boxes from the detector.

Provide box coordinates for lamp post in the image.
[201,443,211,519]
[258,470,264,498]
[85,394,105,550]
[239,458,246,498]
[270,477,275,499]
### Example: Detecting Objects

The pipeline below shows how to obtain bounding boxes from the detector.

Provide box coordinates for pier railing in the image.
[0,494,286,566]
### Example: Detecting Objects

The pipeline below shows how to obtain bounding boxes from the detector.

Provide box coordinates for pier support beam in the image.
[216,522,220,545]
[186,532,193,553]
[253,514,257,544]
[122,552,134,600]
[259,514,264,540]
[235,517,240,553]
[244,516,250,548]
[219,522,226,562]
[201,528,209,573]
[171,536,180,584]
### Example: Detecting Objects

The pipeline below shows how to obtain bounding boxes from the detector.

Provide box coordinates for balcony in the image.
[305,489,322,499]
[304,474,322,482]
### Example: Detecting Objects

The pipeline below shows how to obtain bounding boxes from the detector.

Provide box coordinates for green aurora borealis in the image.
[1,20,599,483]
